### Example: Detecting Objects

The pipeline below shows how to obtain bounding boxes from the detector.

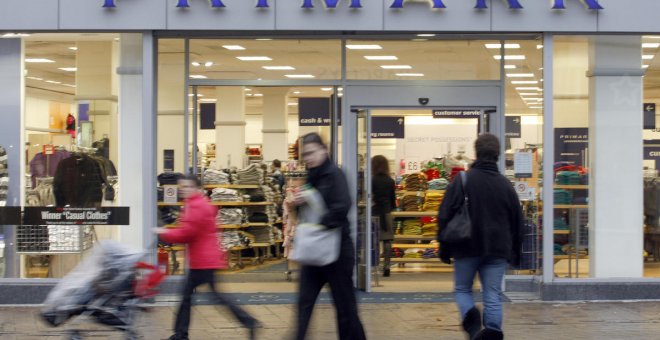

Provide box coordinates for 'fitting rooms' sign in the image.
[103,0,604,11]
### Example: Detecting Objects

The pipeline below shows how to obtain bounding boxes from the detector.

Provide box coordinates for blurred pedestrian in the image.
[371,155,396,277]
[437,134,523,340]
[154,174,260,340]
[271,159,285,191]
[291,132,366,340]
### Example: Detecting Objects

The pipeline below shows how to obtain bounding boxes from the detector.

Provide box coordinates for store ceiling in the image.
[17,33,660,117]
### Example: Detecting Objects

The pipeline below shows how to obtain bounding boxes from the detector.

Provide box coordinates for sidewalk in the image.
[1,300,660,339]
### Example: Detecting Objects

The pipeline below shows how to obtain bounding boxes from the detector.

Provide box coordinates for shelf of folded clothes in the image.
[554,185,588,190]
[394,235,436,241]
[211,201,273,206]
[554,204,588,209]
[390,258,444,263]
[245,223,270,227]
[392,244,438,249]
[204,184,260,189]
[391,211,437,218]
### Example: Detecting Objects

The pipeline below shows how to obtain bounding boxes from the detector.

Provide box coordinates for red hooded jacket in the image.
[160,193,226,269]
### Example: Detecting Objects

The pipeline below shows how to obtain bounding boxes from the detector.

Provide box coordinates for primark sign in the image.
[102,0,604,10]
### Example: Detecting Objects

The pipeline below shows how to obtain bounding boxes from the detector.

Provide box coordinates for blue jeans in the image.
[454,256,507,331]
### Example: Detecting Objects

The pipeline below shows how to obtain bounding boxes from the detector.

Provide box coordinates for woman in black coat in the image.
[371,155,396,277]
[437,134,523,340]
[292,132,366,340]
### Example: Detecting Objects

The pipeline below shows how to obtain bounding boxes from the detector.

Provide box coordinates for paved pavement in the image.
[1,300,660,339]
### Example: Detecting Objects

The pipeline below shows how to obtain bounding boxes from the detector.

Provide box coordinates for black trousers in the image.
[295,246,366,340]
[174,269,256,337]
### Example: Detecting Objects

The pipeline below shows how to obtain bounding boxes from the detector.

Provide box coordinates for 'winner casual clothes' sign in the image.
[23,207,130,226]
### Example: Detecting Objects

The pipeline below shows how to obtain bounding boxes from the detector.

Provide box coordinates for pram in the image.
[40,241,165,340]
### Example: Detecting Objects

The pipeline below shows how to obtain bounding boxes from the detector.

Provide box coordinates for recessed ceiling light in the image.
[516,87,541,91]
[504,65,517,69]
[293,91,302,94]
[519,93,540,96]
[523,97,543,101]
[222,45,246,50]
[537,45,544,49]
[365,56,398,60]
[45,80,61,84]
[200,98,217,102]
[485,43,520,49]
[507,73,534,78]
[380,65,412,69]
[189,75,207,79]
[529,106,544,109]
[643,65,650,69]
[204,61,214,67]
[338,87,343,91]
[188,93,204,97]
[25,58,55,63]
[338,93,343,97]
[256,38,273,41]
[62,84,76,88]
[244,88,252,91]
[396,73,424,77]
[246,93,253,97]
[253,93,263,97]
[286,74,315,79]
[237,56,272,61]
[643,55,655,60]
[288,102,299,106]
[68,47,78,51]
[263,66,295,70]
[417,34,436,37]
[26,76,43,81]
[58,67,77,72]
[346,44,382,50]
[643,43,660,48]
[191,62,201,67]
[321,88,333,91]
[2,33,30,38]
[494,55,526,60]
[511,80,539,84]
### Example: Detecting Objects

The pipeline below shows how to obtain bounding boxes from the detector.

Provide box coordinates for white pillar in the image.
[117,33,155,251]
[261,88,289,162]
[215,87,246,168]
[588,35,644,278]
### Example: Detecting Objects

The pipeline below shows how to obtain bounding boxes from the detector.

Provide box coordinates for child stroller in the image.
[40,241,166,340]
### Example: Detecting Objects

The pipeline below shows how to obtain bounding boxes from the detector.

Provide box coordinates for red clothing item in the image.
[160,193,227,269]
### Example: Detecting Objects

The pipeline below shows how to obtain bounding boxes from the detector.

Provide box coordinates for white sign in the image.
[514,151,533,178]
[163,185,178,204]
[514,181,536,201]
[403,157,422,174]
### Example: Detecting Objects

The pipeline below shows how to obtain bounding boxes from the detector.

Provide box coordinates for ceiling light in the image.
[62,84,76,88]
[191,61,201,67]
[256,38,273,41]
[58,67,77,72]
[643,65,650,69]
[204,61,214,67]
[188,93,204,97]
[523,97,543,101]
[494,55,526,60]
[365,56,398,60]
[189,75,207,79]
[26,76,43,81]
[338,93,343,97]
[506,73,534,78]
[288,102,299,106]
[485,43,520,49]
[68,47,78,51]
[244,88,252,91]
[321,88,333,91]
[643,55,655,60]
[253,93,263,97]
[396,73,424,77]
[45,80,61,84]
[286,74,315,79]
[643,43,660,48]
[380,65,412,69]
[263,66,295,70]
[519,93,540,96]
[511,80,539,84]
[504,65,516,69]
[346,44,382,50]
[293,91,302,94]
[2,33,30,38]
[222,45,246,50]
[246,93,253,97]
[537,45,544,49]
[338,87,343,91]
[25,58,55,63]
[529,106,544,109]
[200,98,217,102]
[516,87,541,91]
[417,34,436,37]
[237,56,272,61]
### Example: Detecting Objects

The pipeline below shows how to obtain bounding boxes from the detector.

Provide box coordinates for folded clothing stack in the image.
[403,249,424,258]
[235,164,264,185]
[556,171,581,185]
[0,146,7,207]
[422,246,439,259]
[423,192,444,211]
[157,172,184,186]
[554,243,566,255]
[248,212,269,223]
[203,169,230,185]
[219,231,250,250]
[272,227,283,241]
[217,208,243,225]
[210,188,241,202]
[421,222,437,236]
[554,217,569,230]
[427,178,448,191]
[402,219,422,235]
[554,189,573,204]
[246,226,273,244]
[404,173,427,191]
[401,195,422,211]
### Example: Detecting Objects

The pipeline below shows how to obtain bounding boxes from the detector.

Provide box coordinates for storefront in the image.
[1,0,660,303]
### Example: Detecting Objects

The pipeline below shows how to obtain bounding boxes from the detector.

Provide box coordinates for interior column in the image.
[157,49,186,174]
[261,88,289,162]
[215,87,246,168]
[588,35,644,278]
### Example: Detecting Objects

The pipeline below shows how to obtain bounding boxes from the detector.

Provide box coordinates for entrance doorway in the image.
[345,84,502,293]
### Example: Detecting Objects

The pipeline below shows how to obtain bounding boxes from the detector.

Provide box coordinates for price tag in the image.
[404,157,422,174]
[43,144,55,155]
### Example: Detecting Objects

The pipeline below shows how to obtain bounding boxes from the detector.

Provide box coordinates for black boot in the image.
[473,328,504,340]
[462,307,482,339]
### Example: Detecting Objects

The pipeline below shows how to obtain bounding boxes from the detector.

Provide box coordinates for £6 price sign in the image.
[404,157,422,174]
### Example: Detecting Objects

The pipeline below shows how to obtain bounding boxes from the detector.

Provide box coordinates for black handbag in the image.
[439,171,472,244]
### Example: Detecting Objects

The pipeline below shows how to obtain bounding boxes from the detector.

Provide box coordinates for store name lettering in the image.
[41,211,112,220]
[102,0,604,10]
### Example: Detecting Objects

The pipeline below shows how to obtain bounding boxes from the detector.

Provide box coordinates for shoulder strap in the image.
[459,171,468,201]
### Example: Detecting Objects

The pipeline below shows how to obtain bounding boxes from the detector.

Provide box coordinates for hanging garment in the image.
[29,150,71,189]
[53,153,105,207]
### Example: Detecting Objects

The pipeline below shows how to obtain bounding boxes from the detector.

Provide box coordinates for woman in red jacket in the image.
[155,175,260,340]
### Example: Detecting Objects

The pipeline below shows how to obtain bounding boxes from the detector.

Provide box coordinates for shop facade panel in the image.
[59,0,166,30]
[0,1,58,30]
[166,0,275,31]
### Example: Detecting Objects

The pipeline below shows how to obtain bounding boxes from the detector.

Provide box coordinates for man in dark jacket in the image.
[437,134,523,340]
[292,132,366,340]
